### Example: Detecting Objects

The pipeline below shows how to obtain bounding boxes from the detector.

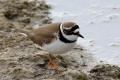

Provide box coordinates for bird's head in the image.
[61,22,84,40]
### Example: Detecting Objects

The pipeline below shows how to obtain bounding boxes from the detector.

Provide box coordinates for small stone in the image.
[90,64,120,79]
[90,21,94,24]
[4,9,18,19]
[109,43,119,47]
[20,17,31,24]
[67,69,89,80]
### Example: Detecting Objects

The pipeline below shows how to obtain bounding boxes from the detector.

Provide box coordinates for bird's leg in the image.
[47,53,63,72]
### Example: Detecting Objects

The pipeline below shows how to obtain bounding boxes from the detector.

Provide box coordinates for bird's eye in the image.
[71,25,79,31]
[73,28,79,33]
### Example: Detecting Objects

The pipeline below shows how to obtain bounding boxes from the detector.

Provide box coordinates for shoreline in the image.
[0,0,120,80]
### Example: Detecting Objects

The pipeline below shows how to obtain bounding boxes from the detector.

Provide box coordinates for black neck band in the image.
[59,24,76,43]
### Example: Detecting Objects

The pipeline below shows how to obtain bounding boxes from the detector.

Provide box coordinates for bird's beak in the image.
[77,33,84,38]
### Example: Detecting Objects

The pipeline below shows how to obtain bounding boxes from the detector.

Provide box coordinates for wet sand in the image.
[0,0,120,80]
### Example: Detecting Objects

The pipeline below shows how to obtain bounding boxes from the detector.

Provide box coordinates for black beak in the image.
[77,33,84,38]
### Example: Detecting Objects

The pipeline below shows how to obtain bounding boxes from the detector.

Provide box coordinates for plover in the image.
[17,22,84,71]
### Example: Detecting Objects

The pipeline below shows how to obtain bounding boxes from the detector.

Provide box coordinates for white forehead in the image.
[63,27,72,29]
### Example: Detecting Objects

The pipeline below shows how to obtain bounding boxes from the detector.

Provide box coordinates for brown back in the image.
[24,22,76,46]
[30,22,61,46]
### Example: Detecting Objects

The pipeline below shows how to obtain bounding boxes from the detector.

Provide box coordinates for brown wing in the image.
[30,22,61,46]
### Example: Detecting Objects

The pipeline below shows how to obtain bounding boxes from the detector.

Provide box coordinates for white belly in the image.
[41,39,76,54]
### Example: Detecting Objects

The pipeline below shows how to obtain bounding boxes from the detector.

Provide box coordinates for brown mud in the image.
[0,0,120,80]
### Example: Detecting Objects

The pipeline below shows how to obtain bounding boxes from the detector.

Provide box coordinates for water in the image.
[46,0,120,65]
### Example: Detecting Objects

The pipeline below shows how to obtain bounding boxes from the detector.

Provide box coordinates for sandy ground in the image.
[0,0,120,80]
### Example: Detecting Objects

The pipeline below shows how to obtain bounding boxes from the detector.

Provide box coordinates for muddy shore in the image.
[0,0,120,80]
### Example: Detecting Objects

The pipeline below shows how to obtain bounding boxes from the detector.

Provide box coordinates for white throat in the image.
[60,24,78,41]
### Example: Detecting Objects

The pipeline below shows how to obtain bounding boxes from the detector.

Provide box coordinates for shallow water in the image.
[46,0,120,65]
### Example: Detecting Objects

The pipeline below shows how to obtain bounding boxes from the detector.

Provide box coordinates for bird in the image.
[17,22,84,72]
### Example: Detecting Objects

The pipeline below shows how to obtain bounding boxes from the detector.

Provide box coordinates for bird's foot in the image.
[47,53,63,72]
[47,60,63,72]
